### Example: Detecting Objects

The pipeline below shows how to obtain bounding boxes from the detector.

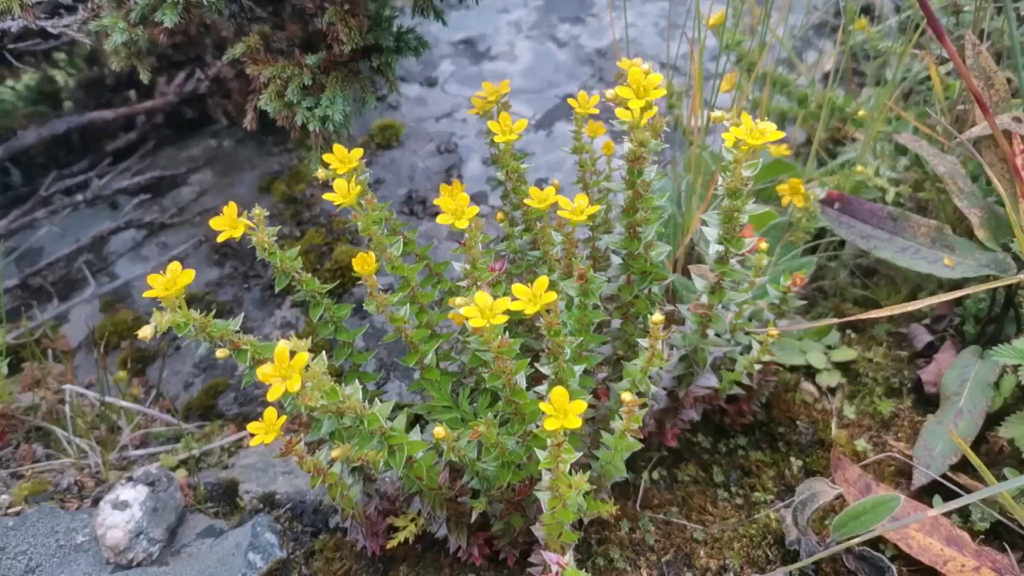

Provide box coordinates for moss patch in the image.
[258,162,314,207]
[92,307,146,350]
[10,476,53,506]
[181,377,230,421]
[365,118,405,150]
[184,290,237,319]
[116,345,161,377]
[288,227,361,297]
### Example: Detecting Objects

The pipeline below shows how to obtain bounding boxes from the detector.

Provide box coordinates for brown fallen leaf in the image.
[907,322,935,353]
[918,340,959,395]
[831,451,1017,576]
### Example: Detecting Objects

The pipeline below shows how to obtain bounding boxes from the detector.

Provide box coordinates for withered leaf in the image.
[831,451,1017,576]
[961,112,1024,140]
[917,339,959,395]
[964,32,1011,124]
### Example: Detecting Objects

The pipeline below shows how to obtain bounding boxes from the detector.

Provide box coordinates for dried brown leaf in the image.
[961,112,1024,140]
[964,32,1011,124]
[918,340,959,395]
[831,451,1017,576]
[907,323,934,352]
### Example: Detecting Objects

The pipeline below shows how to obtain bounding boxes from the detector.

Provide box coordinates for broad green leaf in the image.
[912,346,1001,489]
[816,369,844,389]
[829,493,903,542]
[771,338,808,366]
[893,133,1010,250]
[819,190,1016,278]
[806,350,829,370]
[829,346,859,363]
[800,340,826,354]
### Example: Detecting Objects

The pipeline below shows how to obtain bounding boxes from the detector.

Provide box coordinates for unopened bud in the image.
[766,328,781,340]
[620,391,636,404]
[757,240,769,253]
[215,348,230,359]
[651,311,666,326]
[551,179,561,192]
[496,210,506,223]
[604,88,616,100]
[433,425,447,440]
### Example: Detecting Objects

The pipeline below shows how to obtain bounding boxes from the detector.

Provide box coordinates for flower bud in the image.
[651,311,666,326]
[215,348,230,359]
[330,447,343,460]
[551,179,561,192]
[604,88,616,100]
[709,110,728,124]
[620,391,635,404]
[766,328,781,340]
[757,240,769,253]
[641,63,652,73]
[136,324,155,342]
[856,109,867,119]
[114,370,129,384]
[496,210,506,223]
[433,425,447,440]
[448,296,470,308]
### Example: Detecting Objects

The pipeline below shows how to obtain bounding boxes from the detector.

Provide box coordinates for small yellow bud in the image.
[215,348,230,359]
[641,63,652,73]
[766,328,781,340]
[448,296,470,308]
[620,391,636,404]
[757,240,769,253]
[330,447,343,460]
[854,164,868,174]
[433,425,447,440]
[856,109,867,119]
[114,370,129,384]
[315,167,330,182]
[651,311,666,326]
[136,324,155,342]
[551,179,561,192]
[496,210,506,223]
[709,110,728,124]
[853,16,869,32]
[604,88,616,100]
[707,9,726,29]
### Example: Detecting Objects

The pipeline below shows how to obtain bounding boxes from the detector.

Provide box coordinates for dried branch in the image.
[62,384,188,427]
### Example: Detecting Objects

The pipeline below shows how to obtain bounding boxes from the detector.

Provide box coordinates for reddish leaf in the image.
[917,340,959,395]
[831,451,1016,576]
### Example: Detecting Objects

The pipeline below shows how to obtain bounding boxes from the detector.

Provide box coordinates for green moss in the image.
[181,377,230,421]
[116,345,161,377]
[366,118,405,150]
[184,290,236,319]
[258,162,313,206]
[288,227,361,297]
[92,307,146,350]
[10,477,52,505]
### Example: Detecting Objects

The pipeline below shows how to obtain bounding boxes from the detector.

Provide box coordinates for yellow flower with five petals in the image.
[436,193,480,229]
[247,406,287,446]
[721,112,786,150]
[142,261,195,300]
[524,185,558,210]
[584,119,606,139]
[323,177,362,208]
[433,179,465,206]
[539,386,587,431]
[460,290,511,328]
[487,111,528,143]
[776,178,809,208]
[568,90,600,116]
[614,66,667,109]
[321,144,364,175]
[615,105,658,127]
[351,251,379,277]
[509,275,558,316]
[256,340,308,402]
[601,140,614,156]
[556,193,601,224]
[768,143,792,157]
[208,201,253,243]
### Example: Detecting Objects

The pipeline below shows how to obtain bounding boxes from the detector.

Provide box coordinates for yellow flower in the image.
[615,57,645,72]
[757,240,770,253]
[854,164,868,174]
[509,275,558,316]
[142,261,195,300]
[856,108,867,118]
[215,348,230,359]
[436,193,480,229]
[323,177,362,208]
[853,16,869,32]
[208,201,253,243]
[476,79,510,102]
[707,9,726,28]
[583,119,607,139]
[468,95,496,116]
[432,425,447,440]
[315,167,331,182]
[768,143,792,157]
[614,105,658,126]
[136,324,155,342]
[460,290,512,328]
[448,296,470,307]
[568,90,600,115]
[601,140,615,156]
[434,179,465,206]
[247,406,286,447]
[448,311,466,326]
[556,193,601,224]
[496,210,506,223]
[351,251,379,277]
[709,109,729,124]
[322,144,364,175]
[766,328,781,340]
[256,340,309,402]
[776,177,809,208]
[614,66,667,109]
[721,112,786,150]
[651,312,665,326]
[539,386,587,431]
[487,111,528,143]
[719,71,738,94]
[524,185,558,210]
[604,88,617,100]
[620,391,636,404]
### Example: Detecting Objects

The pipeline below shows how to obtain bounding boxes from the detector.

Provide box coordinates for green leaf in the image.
[274,274,291,292]
[829,346,859,363]
[829,493,903,542]
[800,340,826,354]
[912,345,1001,488]
[820,190,1016,278]
[989,338,1024,365]
[771,338,808,366]
[308,301,325,323]
[998,409,1024,452]
[816,369,844,389]
[806,350,829,370]
[893,133,1011,250]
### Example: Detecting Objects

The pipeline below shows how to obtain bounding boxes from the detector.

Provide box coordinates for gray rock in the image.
[199,442,332,531]
[0,506,286,576]
[94,464,183,567]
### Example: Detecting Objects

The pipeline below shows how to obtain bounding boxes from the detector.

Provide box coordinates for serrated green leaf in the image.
[912,345,1001,488]
[990,338,1024,365]
[829,346,859,363]
[999,410,1024,452]
[829,493,902,542]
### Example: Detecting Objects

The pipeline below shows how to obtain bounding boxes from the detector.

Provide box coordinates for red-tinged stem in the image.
[916,0,1024,227]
